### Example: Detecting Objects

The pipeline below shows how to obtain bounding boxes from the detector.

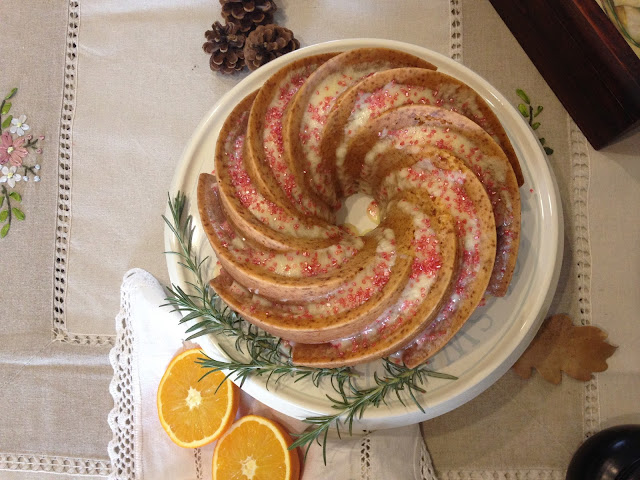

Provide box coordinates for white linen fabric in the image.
[67,0,452,338]
[108,268,438,480]
[3,0,639,478]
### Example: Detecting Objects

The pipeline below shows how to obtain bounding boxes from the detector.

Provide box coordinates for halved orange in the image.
[157,348,239,448]
[213,415,301,480]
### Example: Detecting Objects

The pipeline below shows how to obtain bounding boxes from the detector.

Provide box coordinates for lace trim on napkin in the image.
[52,0,115,347]
[107,302,136,479]
[193,449,204,480]
[357,432,438,480]
[107,269,160,479]
[0,452,110,475]
[419,438,439,480]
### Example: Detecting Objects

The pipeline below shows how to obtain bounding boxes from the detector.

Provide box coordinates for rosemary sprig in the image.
[196,350,354,390]
[516,88,554,156]
[290,359,457,463]
[162,193,285,357]
[162,191,212,319]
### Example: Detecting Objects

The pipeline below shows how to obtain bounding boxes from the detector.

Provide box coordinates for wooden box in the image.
[489,0,640,149]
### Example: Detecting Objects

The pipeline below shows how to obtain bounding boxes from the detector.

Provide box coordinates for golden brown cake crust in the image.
[210,206,416,344]
[322,67,524,195]
[200,173,381,303]
[245,53,340,223]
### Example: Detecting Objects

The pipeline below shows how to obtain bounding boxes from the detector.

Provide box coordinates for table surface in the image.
[1,1,638,478]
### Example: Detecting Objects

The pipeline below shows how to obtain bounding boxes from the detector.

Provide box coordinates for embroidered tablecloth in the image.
[0,0,638,478]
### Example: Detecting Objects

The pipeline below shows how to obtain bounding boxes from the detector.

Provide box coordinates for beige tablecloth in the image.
[0,0,638,478]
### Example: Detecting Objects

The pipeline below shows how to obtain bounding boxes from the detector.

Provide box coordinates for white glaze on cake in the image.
[360,123,516,281]
[330,200,442,354]
[262,65,331,218]
[299,63,403,202]
[336,80,484,171]
[227,130,337,239]
[223,228,396,319]
[379,159,483,291]
[210,215,363,278]
[364,126,511,216]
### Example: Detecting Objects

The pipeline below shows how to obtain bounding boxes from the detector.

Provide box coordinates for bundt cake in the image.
[197,47,523,368]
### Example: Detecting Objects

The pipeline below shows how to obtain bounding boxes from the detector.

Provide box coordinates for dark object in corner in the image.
[566,424,640,480]
[489,0,640,150]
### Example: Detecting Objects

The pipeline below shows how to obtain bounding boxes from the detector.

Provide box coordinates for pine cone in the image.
[220,0,277,33]
[203,21,246,74]
[244,24,299,71]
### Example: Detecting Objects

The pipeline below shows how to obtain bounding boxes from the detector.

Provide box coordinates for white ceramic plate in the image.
[164,38,563,430]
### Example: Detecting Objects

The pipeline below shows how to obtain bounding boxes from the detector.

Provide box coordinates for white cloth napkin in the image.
[108,268,438,479]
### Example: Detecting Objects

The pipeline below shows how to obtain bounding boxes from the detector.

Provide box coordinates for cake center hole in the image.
[336,193,381,236]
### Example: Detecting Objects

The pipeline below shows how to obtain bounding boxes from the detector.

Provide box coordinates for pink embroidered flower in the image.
[0,131,28,166]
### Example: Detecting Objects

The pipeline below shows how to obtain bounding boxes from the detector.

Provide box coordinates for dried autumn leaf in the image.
[512,314,617,384]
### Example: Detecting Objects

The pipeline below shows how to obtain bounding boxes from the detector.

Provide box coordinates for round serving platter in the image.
[164,38,563,430]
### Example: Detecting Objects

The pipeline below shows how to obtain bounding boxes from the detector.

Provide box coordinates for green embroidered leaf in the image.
[518,103,528,117]
[516,90,553,156]
[1,115,12,129]
[1,102,11,115]
[0,196,4,208]
[0,223,9,238]
[12,208,25,220]
[4,88,17,100]
[0,210,7,222]
[9,191,21,202]
[516,88,530,104]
